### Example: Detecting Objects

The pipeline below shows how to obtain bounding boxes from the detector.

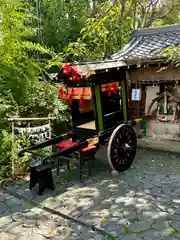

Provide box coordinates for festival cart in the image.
[19,60,139,194]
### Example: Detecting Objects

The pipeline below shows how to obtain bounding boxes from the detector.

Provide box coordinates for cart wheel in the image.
[107,124,137,172]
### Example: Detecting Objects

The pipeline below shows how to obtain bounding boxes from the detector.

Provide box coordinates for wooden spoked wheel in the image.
[107,124,137,172]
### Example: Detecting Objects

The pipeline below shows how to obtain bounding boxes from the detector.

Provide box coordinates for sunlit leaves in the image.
[0,0,68,124]
[161,45,180,67]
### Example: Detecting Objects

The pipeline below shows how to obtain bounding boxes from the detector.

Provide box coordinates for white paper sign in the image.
[131,89,141,101]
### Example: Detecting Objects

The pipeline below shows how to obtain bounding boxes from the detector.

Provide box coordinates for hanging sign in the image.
[131,89,141,101]
[14,124,51,143]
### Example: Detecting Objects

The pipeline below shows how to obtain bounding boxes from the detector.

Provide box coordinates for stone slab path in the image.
[0,191,104,240]
[2,148,180,239]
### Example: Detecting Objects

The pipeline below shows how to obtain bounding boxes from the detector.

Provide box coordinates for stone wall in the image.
[147,121,180,140]
[135,120,180,141]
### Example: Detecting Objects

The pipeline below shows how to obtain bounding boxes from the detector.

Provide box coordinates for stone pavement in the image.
[0,191,104,240]
[2,148,180,239]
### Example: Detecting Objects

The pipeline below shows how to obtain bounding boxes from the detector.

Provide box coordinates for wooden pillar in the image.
[94,84,104,132]
[11,120,15,177]
[121,79,128,121]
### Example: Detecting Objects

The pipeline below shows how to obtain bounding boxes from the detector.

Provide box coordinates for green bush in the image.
[0,0,69,178]
[0,130,30,178]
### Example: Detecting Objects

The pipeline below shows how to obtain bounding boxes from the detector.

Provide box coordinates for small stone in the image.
[128,221,150,233]
[57,226,72,236]
[112,210,123,217]
[111,170,119,176]
[173,199,180,204]
[118,218,130,227]
[144,189,151,194]
[127,190,136,197]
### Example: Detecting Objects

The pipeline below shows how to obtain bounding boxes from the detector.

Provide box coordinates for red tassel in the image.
[68,95,73,104]
[59,87,64,98]
[63,64,71,76]
[80,97,83,107]
[108,86,111,97]
[112,84,117,94]
[72,75,77,81]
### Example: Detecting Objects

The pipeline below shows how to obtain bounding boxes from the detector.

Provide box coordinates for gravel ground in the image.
[1,148,180,239]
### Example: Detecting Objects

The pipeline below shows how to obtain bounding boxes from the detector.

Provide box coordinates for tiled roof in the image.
[74,60,126,75]
[111,24,180,62]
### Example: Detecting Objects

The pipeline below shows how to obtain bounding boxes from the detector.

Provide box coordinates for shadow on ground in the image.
[3,147,180,240]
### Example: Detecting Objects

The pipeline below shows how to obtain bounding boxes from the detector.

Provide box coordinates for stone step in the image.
[138,137,180,154]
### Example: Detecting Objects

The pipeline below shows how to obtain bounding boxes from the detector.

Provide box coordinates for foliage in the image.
[40,0,89,53]
[62,1,131,61]
[162,45,180,67]
[0,130,30,178]
[0,0,69,122]
[0,0,69,178]
[60,0,180,62]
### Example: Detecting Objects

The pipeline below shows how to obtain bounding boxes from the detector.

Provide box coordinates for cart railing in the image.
[18,132,99,163]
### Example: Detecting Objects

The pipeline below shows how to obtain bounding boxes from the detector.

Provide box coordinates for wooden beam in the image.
[92,70,126,83]
[8,117,56,121]
[94,84,104,132]
[121,79,128,121]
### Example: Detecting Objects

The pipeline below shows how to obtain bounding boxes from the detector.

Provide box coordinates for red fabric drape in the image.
[59,82,119,106]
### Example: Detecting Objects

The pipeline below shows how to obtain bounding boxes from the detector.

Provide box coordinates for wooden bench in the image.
[27,139,97,195]
[29,158,55,195]
[56,140,97,181]
[19,134,98,195]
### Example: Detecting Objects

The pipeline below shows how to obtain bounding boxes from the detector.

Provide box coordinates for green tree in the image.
[0,0,69,178]
[61,0,180,62]
[40,0,89,53]
[0,0,68,125]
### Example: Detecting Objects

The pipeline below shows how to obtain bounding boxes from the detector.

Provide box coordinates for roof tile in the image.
[111,24,180,62]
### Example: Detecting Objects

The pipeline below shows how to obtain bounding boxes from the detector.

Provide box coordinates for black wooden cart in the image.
[19,60,140,194]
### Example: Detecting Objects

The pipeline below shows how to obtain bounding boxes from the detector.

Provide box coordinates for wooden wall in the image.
[127,66,180,119]
[128,66,180,83]
[128,87,146,119]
